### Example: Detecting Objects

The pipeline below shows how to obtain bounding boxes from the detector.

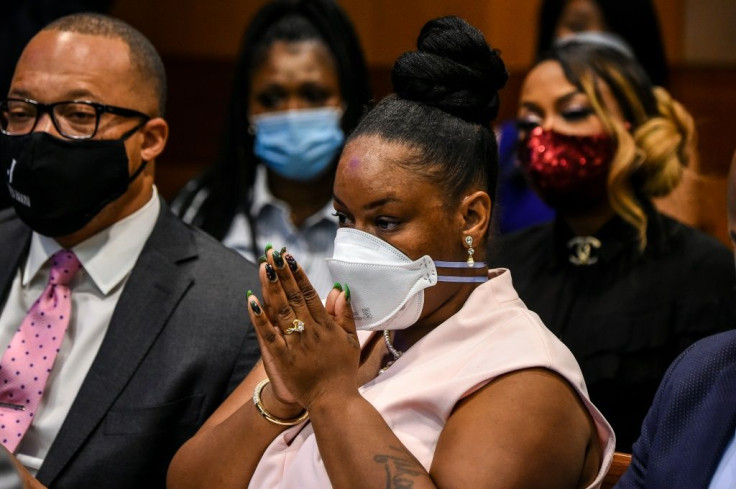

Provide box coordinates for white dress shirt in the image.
[709,429,736,489]
[0,188,160,473]
[222,166,338,298]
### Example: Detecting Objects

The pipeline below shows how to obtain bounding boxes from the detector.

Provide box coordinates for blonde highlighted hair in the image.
[546,41,696,248]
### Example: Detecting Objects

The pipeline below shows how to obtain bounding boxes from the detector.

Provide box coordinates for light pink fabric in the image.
[249,269,615,489]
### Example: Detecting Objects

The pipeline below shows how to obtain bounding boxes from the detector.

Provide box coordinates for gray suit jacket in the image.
[0,448,22,489]
[0,202,261,488]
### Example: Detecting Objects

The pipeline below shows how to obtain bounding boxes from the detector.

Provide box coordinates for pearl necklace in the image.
[378,330,403,375]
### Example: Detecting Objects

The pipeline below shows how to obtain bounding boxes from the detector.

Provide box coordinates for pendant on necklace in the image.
[379,330,403,375]
[378,360,397,375]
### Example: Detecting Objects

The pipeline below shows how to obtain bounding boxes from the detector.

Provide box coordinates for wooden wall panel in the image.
[684,0,736,64]
[110,0,547,68]
[653,0,685,64]
[338,0,533,68]
[111,0,267,59]
[111,0,686,68]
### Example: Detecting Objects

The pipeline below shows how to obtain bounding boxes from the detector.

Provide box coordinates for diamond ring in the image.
[285,319,305,335]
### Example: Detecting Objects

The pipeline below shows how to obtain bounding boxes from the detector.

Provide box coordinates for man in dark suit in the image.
[0,13,260,489]
[616,151,736,489]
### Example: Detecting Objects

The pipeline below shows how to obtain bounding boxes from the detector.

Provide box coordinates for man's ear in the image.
[139,117,168,161]
[459,190,492,243]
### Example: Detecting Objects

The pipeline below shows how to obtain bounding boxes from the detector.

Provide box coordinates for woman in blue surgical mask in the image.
[168,17,616,489]
[172,0,371,298]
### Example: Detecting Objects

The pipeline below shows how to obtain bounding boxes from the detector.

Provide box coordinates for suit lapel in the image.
[0,215,31,309]
[37,206,198,484]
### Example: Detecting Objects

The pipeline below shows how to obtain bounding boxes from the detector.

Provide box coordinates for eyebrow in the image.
[65,88,99,101]
[7,88,98,102]
[519,100,542,114]
[253,84,286,94]
[333,194,402,210]
[519,89,584,114]
[556,89,585,106]
[7,88,32,99]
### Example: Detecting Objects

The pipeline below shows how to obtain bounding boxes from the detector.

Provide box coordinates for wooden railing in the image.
[602,452,632,489]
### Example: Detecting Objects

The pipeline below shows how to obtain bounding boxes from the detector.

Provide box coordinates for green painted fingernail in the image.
[265,243,273,254]
[280,246,287,254]
[247,289,252,297]
[344,283,351,304]
[333,282,343,292]
[250,300,262,315]
[258,255,267,265]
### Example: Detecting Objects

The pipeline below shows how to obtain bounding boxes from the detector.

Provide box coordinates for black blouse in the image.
[488,207,736,450]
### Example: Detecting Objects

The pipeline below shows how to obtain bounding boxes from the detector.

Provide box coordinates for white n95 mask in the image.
[326,228,487,331]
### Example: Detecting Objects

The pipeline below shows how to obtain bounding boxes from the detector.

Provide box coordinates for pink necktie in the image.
[0,250,81,452]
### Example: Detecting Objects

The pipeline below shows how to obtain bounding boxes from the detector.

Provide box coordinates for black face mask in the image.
[1,129,147,237]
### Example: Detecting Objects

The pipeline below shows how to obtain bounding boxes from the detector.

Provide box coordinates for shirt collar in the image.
[250,165,337,227]
[23,186,161,295]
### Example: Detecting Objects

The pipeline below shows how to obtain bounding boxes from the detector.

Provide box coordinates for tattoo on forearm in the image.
[374,446,425,489]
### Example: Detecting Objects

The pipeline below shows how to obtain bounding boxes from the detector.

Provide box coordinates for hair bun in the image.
[392,16,508,125]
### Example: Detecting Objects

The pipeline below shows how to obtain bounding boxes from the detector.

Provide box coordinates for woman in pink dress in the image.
[167,16,615,489]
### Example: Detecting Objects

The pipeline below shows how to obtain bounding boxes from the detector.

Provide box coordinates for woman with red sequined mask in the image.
[489,35,736,451]
[516,35,686,243]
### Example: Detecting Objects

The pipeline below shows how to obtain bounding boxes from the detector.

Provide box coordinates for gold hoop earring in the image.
[465,235,475,267]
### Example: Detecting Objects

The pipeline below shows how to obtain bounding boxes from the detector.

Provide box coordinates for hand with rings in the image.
[246,245,360,410]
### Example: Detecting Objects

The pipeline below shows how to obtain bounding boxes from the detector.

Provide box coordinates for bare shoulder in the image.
[430,368,601,489]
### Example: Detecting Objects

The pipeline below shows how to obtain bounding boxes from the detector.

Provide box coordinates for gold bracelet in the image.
[252,379,308,426]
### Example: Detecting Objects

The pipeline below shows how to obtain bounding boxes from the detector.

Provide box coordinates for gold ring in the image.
[285,319,305,335]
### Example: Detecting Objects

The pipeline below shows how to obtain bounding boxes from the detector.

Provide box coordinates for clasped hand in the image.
[247,248,361,412]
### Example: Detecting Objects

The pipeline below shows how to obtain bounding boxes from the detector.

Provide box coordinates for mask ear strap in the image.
[437,276,488,283]
[128,159,148,183]
[120,120,152,183]
[120,119,149,140]
[433,260,488,283]
[433,260,487,269]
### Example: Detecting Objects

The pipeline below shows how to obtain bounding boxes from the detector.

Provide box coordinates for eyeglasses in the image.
[0,98,151,140]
